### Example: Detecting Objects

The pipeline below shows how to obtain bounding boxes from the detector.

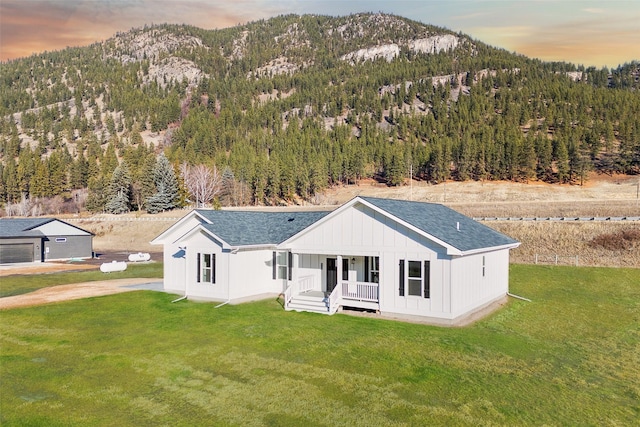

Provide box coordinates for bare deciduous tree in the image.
[180,163,222,208]
[16,193,34,216]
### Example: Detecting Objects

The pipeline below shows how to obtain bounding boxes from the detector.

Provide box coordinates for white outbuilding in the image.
[151,197,519,325]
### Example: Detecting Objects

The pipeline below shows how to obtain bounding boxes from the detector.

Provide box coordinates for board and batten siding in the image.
[157,215,205,295]
[286,203,460,317]
[229,249,282,300]
[180,230,228,301]
[449,250,510,318]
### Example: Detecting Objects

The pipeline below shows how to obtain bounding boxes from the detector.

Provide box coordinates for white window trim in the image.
[197,253,216,284]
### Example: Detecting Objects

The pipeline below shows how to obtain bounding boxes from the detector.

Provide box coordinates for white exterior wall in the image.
[229,249,284,300]
[155,215,207,294]
[286,204,459,318]
[162,244,186,294]
[181,230,228,301]
[449,249,510,318]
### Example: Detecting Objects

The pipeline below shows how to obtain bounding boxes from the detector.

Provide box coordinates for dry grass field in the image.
[67,173,639,268]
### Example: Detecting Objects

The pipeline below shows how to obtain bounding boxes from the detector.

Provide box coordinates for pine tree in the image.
[146,154,179,213]
[105,161,132,214]
[86,174,108,213]
[555,139,570,183]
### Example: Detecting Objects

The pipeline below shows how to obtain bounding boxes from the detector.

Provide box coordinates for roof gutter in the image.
[457,242,521,257]
[229,244,277,252]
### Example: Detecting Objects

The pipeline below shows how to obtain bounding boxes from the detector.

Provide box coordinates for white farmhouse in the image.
[151,197,519,325]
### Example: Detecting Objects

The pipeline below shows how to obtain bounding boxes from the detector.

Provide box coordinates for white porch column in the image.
[337,255,343,288]
[291,252,299,289]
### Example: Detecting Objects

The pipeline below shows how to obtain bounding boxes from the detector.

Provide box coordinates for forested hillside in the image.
[0,13,638,214]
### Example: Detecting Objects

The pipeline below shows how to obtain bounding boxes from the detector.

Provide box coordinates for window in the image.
[399,259,430,298]
[408,261,422,296]
[273,251,291,280]
[366,256,379,283]
[55,237,67,243]
[197,253,216,284]
[342,258,349,281]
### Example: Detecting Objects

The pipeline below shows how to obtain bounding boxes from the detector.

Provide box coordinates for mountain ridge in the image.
[0,13,638,213]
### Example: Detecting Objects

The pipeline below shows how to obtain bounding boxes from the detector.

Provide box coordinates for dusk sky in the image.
[1,0,639,68]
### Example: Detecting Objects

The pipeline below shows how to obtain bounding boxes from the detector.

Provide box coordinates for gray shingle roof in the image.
[0,218,51,238]
[196,210,330,246]
[192,198,517,252]
[360,197,518,252]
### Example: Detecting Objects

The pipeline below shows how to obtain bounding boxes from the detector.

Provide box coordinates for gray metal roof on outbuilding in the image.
[0,218,49,238]
[0,218,94,238]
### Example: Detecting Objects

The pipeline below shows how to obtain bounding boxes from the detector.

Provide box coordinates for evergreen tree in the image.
[105,161,132,214]
[555,139,570,183]
[146,154,179,213]
[86,175,108,213]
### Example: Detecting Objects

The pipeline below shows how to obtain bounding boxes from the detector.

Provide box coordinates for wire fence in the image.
[534,254,580,266]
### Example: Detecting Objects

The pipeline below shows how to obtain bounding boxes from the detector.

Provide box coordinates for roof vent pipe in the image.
[456,221,460,231]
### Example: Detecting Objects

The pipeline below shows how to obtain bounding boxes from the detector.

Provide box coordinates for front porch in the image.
[284,275,380,315]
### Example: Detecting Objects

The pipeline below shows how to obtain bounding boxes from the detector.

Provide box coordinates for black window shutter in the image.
[364,257,369,281]
[196,253,201,283]
[288,252,293,281]
[424,261,430,299]
[399,259,405,296]
[212,254,216,284]
[272,251,277,280]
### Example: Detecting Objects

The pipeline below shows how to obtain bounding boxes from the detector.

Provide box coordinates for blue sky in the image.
[1,0,638,67]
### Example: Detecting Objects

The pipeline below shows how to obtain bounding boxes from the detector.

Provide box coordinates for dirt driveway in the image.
[0,278,164,310]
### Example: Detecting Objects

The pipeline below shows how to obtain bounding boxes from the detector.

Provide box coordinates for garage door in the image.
[0,243,34,264]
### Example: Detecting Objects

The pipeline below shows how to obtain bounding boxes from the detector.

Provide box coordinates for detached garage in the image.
[0,218,94,264]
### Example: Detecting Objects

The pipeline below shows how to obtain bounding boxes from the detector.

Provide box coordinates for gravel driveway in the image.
[0,278,165,310]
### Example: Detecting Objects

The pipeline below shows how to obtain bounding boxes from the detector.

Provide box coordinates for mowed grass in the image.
[0,265,638,426]
[0,263,163,298]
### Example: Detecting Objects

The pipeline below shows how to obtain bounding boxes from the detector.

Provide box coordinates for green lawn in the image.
[0,262,163,298]
[0,265,638,426]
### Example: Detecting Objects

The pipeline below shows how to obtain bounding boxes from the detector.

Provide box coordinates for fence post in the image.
[555,254,558,265]
[575,255,579,266]
[535,254,538,264]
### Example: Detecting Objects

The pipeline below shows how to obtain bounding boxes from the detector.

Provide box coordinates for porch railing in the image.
[328,285,340,314]
[284,283,293,307]
[341,281,379,302]
[298,275,314,293]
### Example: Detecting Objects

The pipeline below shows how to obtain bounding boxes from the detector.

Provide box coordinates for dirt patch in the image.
[0,262,98,277]
[0,253,161,277]
[0,278,162,310]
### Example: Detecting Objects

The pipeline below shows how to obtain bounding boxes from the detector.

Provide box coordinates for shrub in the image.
[589,228,640,250]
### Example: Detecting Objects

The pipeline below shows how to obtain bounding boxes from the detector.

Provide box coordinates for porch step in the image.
[287,293,330,314]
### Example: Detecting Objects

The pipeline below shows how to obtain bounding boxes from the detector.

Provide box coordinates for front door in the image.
[326,258,337,293]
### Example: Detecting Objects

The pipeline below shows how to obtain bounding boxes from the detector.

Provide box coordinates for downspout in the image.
[215,248,236,308]
[507,292,531,302]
